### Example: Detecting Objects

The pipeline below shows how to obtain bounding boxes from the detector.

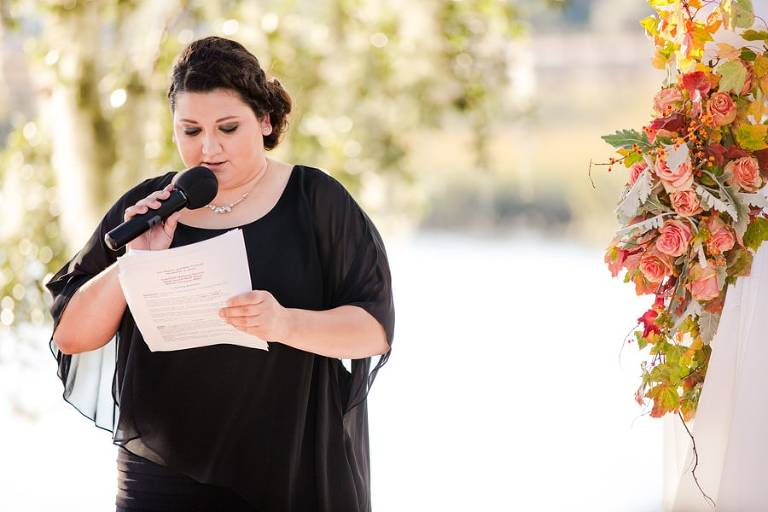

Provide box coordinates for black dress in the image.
[45,165,395,512]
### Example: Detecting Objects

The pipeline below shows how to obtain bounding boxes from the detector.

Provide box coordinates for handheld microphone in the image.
[105,166,218,252]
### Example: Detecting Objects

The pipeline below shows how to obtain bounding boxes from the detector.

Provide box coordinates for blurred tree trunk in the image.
[46,2,113,248]
[41,1,181,248]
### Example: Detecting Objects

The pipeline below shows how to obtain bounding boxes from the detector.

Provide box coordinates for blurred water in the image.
[0,232,662,511]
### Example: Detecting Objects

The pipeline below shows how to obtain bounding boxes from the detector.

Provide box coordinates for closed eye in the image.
[220,124,238,133]
[183,127,201,136]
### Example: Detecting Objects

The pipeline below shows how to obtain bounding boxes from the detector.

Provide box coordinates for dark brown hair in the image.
[168,36,292,150]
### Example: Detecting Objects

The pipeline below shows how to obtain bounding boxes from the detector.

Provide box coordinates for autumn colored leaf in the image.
[727,248,753,277]
[746,96,768,123]
[734,123,768,150]
[742,29,768,41]
[743,217,768,250]
[721,0,755,29]
[717,59,748,94]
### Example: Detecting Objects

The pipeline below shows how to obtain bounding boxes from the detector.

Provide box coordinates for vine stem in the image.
[677,411,716,509]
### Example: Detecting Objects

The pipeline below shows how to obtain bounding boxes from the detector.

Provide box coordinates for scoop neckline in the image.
[176,164,298,232]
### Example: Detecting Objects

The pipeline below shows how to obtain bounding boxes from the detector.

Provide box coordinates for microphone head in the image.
[175,166,218,209]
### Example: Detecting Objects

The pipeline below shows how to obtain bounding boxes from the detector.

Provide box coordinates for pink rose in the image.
[628,162,648,185]
[708,92,737,126]
[656,145,694,192]
[670,190,703,217]
[687,263,720,302]
[726,156,763,192]
[655,219,693,257]
[639,247,673,283]
[654,87,684,115]
[706,216,736,254]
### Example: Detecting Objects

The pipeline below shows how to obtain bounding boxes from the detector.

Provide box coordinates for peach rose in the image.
[687,263,720,302]
[654,87,683,115]
[708,92,737,127]
[639,247,673,283]
[628,162,648,185]
[670,190,703,217]
[656,145,694,192]
[726,156,762,192]
[706,216,736,254]
[655,219,693,257]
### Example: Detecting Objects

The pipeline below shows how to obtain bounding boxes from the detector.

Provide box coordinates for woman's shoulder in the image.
[295,165,353,202]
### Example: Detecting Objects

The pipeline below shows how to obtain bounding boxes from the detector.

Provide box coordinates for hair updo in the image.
[167,36,292,150]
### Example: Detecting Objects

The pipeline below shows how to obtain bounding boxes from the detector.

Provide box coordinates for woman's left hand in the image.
[219,290,293,342]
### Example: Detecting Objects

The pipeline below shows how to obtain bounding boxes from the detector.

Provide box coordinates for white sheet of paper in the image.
[116,229,268,352]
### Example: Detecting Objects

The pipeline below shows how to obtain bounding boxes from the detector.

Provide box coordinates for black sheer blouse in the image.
[45,165,395,512]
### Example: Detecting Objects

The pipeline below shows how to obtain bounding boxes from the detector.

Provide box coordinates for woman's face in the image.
[172,88,272,190]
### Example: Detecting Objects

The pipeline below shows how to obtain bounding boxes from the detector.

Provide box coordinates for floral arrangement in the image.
[603,0,768,420]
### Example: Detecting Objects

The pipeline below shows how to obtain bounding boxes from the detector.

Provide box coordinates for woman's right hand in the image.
[124,183,183,251]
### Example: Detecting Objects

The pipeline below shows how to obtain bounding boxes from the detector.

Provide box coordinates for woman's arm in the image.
[282,305,389,359]
[220,291,390,359]
[52,262,127,355]
[53,183,182,355]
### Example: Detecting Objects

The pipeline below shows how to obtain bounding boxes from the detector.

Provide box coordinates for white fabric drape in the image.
[665,242,768,511]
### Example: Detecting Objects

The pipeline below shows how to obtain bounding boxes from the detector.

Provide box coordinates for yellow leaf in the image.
[653,51,670,69]
[755,55,768,77]
[747,97,768,123]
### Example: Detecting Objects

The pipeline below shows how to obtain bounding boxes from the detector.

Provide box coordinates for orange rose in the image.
[656,145,693,192]
[670,190,703,217]
[706,216,736,254]
[655,219,693,257]
[687,263,720,302]
[707,92,737,127]
[639,247,673,283]
[726,156,762,192]
[653,87,683,115]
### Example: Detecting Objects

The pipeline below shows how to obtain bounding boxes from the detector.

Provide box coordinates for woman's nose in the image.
[201,133,222,155]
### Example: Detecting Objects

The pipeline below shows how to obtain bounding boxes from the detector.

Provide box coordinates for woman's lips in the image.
[202,161,227,169]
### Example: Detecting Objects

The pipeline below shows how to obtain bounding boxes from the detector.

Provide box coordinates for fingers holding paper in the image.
[219,290,292,342]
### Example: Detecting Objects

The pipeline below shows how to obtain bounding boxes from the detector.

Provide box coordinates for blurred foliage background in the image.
[0,0,533,331]
[0,0,662,334]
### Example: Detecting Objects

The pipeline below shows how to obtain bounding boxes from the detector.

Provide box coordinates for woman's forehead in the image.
[174,89,254,121]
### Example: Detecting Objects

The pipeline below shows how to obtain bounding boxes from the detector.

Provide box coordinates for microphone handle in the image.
[105,189,189,251]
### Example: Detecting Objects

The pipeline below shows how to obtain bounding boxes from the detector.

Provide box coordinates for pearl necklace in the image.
[206,160,269,214]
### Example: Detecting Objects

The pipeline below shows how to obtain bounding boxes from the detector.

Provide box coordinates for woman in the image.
[46,36,395,512]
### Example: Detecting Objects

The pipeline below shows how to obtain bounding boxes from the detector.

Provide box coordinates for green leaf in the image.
[727,248,753,277]
[601,129,651,150]
[743,216,768,250]
[718,60,748,94]
[699,312,721,345]
[741,47,758,61]
[659,385,679,411]
[722,0,755,29]
[742,29,768,41]
[734,0,755,28]
[623,151,643,167]
[734,123,768,150]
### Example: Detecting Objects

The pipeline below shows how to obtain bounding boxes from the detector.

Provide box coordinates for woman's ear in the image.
[261,117,273,136]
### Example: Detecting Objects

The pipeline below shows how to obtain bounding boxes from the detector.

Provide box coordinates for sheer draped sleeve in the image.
[307,169,395,412]
[44,173,174,431]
